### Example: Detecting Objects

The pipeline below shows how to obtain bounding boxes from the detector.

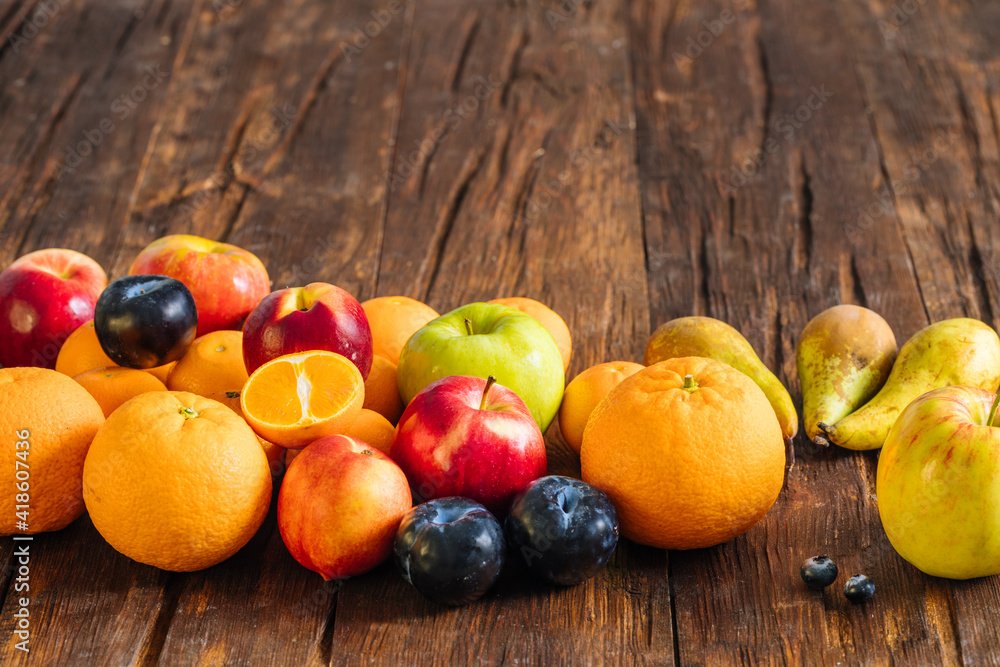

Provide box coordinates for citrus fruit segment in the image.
[241,350,364,448]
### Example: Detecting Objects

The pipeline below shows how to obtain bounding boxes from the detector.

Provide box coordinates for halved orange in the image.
[240,350,364,448]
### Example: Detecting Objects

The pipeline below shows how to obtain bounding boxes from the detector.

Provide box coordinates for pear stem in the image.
[988,390,1000,427]
[465,318,474,336]
[480,375,497,410]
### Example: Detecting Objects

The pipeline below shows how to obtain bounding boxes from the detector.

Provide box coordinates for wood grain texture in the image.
[1,0,1000,663]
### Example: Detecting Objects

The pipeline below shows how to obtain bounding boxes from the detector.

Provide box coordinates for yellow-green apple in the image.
[877,385,1000,579]
[0,249,108,368]
[397,302,564,432]
[241,282,373,378]
[390,375,547,516]
[278,434,412,579]
[128,234,270,336]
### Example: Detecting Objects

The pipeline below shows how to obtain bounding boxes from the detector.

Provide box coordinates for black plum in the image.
[800,555,839,589]
[393,497,506,606]
[94,274,198,369]
[844,574,875,604]
[504,475,619,586]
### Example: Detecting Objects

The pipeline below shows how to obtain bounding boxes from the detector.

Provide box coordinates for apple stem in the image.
[988,390,1000,427]
[480,375,497,410]
[465,318,474,336]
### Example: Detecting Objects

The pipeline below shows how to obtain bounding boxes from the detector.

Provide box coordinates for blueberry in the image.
[843,574,875,604]
[504,475,619,586]
[393,497,506,606]
[800,555,838,589]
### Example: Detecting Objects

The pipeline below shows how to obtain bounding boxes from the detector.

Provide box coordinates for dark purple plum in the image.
[393,497,505,606]
[504,475,619,586]
[94,274,197,369]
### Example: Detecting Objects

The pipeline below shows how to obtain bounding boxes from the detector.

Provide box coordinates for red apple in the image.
[0,249,108,368]
[128,234,270,337]
[242,282,373,378]
[278,434,412,580]
[390,375,548,517]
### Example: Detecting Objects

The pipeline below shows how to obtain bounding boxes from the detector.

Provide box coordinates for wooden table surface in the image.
[2,0,1000,663]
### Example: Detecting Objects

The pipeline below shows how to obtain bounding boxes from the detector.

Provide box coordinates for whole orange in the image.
[166,330,247,396]
[559,361,644,454]
[581,357,785,549]
[82,391,272,571]
[205,389,285,477]
[73,366,167,418]
[361,296,439,365]
[363,354,404,424]
[489,297,572,371]
[55,320,175,382]
[0,367,105,534]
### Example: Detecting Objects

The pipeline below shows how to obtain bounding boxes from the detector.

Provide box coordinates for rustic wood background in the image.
[2,0,999,663]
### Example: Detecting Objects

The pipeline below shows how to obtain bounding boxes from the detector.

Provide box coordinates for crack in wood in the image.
[511,127,553,223]
[423,140,490,298]
[101,9,144,82]
[2,70,88,258]
[450,15,480,93]
[0,0,41,63]
[262,46,344,177]
[756,32,774,155]
[500,24,529,108]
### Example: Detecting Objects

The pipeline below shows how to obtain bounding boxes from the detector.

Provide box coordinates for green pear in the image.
[644,316,798,439]
[821,318,1000,450]
[796,305,897,445]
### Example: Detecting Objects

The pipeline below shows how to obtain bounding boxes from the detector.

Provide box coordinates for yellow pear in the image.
[821,318,1000,450]
[796,305,897,445]
[644,316,798,439]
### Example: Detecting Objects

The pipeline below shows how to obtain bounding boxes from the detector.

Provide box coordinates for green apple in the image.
[876,385,1000,579]
[397,302,564,432]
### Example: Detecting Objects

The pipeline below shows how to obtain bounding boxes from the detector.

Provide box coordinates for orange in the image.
[361,296,439,365]
[166,330,248,395]
[0,367,105,534]
[344,408,395,454]
[56,320,175,382]
[581,357,785,550]
[363,354,404,424]
[56,321,115,377]
[489,297,572,371]
[241,350,365,448]
[73,367,168,418]
[559,361,644,454]
[82,391,271,571]
[206,389,286,477]
[146,361,176,384]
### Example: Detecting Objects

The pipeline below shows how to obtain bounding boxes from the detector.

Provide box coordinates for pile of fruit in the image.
[2,235,998,610]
